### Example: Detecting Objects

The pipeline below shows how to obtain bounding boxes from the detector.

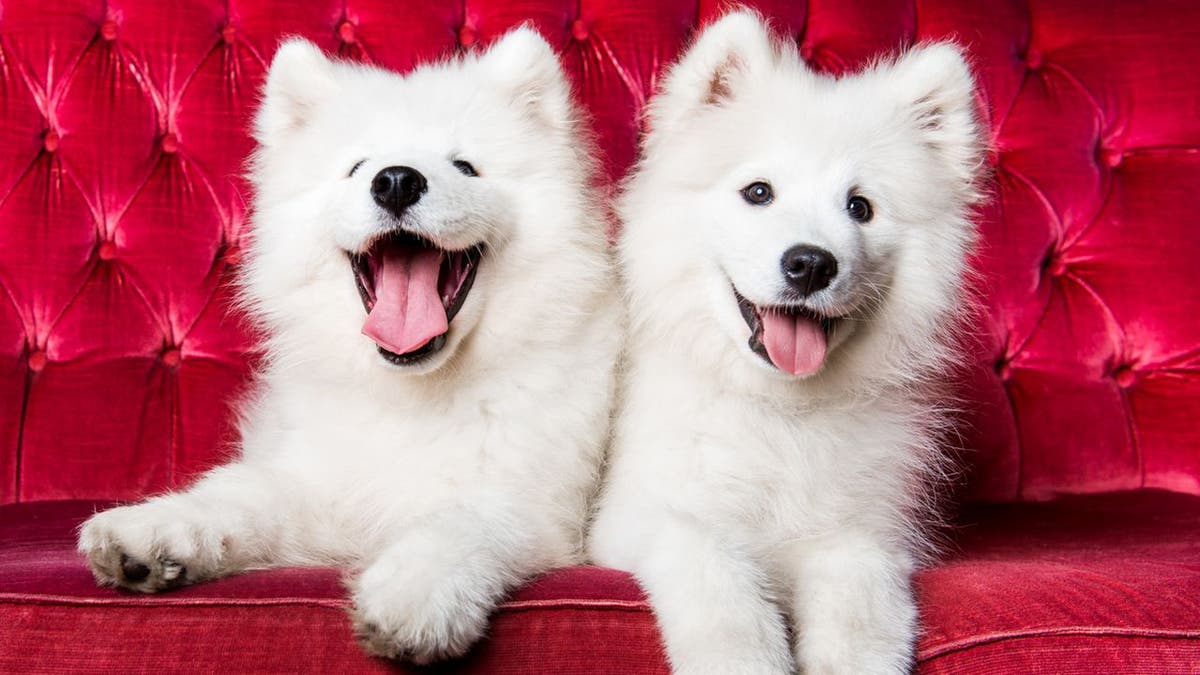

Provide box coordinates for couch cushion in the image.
[0,500,665,674]
[917,490,1200,673]
[2,492,1198,673]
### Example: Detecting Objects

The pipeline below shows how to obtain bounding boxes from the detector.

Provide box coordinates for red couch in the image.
[2,1,1198,672]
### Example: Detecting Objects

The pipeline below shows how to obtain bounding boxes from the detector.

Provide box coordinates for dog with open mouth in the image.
[589,11,985,675]
[78,27,620,664]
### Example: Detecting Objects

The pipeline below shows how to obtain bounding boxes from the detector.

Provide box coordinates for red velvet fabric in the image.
[1,0,1199,672]
[3,494,1199,673]
[1,1,1198,505]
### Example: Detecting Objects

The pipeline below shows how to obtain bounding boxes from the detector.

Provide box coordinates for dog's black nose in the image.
[371,166,427,216]
[781,245,838,296]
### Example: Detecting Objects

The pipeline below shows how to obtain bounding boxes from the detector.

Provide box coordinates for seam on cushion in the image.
[164,38,218,134]
[1060,270,1141,488]
[1059,252,1124,350]
[11,356,32,503]
[500,599,651,613]
[0,592,349,608]
[0,39,45,213]
[1122,382,1143,489]
[1060,134,1116,251]
[0,149,43,215]
[987,172,1022,502]
[121,46,167,136]
[1039,61,1105,136]
[991,42,1030,135]
[1154,344,1200,372]
[183,194,239,346]
[590,30,648,114]
[174,42,236,236]
[1001,162,1063,239]
[0,593,652,614]
[992,166,1061,359]
[918,626,1200,662]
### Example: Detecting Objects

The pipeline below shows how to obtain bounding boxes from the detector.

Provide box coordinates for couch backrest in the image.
[1,1,1197,504]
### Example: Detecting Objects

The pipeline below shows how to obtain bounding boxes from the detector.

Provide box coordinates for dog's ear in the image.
[886,43,984,183]
[650,11,776,132]
[255,38,338,147]
[479,26,572,128]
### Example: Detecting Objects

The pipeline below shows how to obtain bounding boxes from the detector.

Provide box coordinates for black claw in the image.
[120,554,151,583]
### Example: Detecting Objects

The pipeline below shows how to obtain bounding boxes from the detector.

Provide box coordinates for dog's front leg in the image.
[788,534,918,675]
[349,503,542,664]
[77,461,291,592]
[632,515,794,675]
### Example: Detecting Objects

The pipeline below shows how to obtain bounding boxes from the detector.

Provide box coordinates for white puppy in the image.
[78,28,620,664]
[589,11,984,675]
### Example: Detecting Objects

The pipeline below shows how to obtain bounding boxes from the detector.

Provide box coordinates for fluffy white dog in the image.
[78,27,619,664]
[589,11,985,675]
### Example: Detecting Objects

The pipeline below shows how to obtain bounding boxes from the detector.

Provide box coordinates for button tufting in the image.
[571,19,589,41]
[1113,365,1136,388]
[98,241,117,261]
[1045,254,1067,277]
[1024,48,1042,70]
[1041,248,1069,277]
[1101,146,1123,168]
[458,25,476,47]
[0,0,1192,514]
[995,357,1012,380]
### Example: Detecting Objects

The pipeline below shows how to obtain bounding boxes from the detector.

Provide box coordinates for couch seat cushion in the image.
[917,490,1200,672]
[1,492,1198,673]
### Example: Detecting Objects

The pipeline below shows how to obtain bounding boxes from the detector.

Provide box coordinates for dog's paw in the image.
[795,579,916,675]
[668,657,793,675]
[349,557,494,664]
[77,501,227,593]
[800,638,913,675]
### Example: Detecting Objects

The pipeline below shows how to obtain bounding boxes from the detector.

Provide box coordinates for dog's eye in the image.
[847,195,873,223]
[741,182,773,206]
[348,159,366,177]
[453,159,478,177]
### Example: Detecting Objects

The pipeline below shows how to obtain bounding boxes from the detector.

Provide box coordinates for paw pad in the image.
[120,554,151,582]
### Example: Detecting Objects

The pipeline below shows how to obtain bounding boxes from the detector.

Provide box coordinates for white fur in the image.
[589,11,984,675]
[78,27,620,664]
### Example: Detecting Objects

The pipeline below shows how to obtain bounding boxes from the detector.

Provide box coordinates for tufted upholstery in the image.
[2,1,1200,504]
[2,1,1199,506]
[1,1,1199,672]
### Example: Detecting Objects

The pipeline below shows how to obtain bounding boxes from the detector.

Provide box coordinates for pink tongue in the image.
[361,247,447,355]
[761,311,828,377]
